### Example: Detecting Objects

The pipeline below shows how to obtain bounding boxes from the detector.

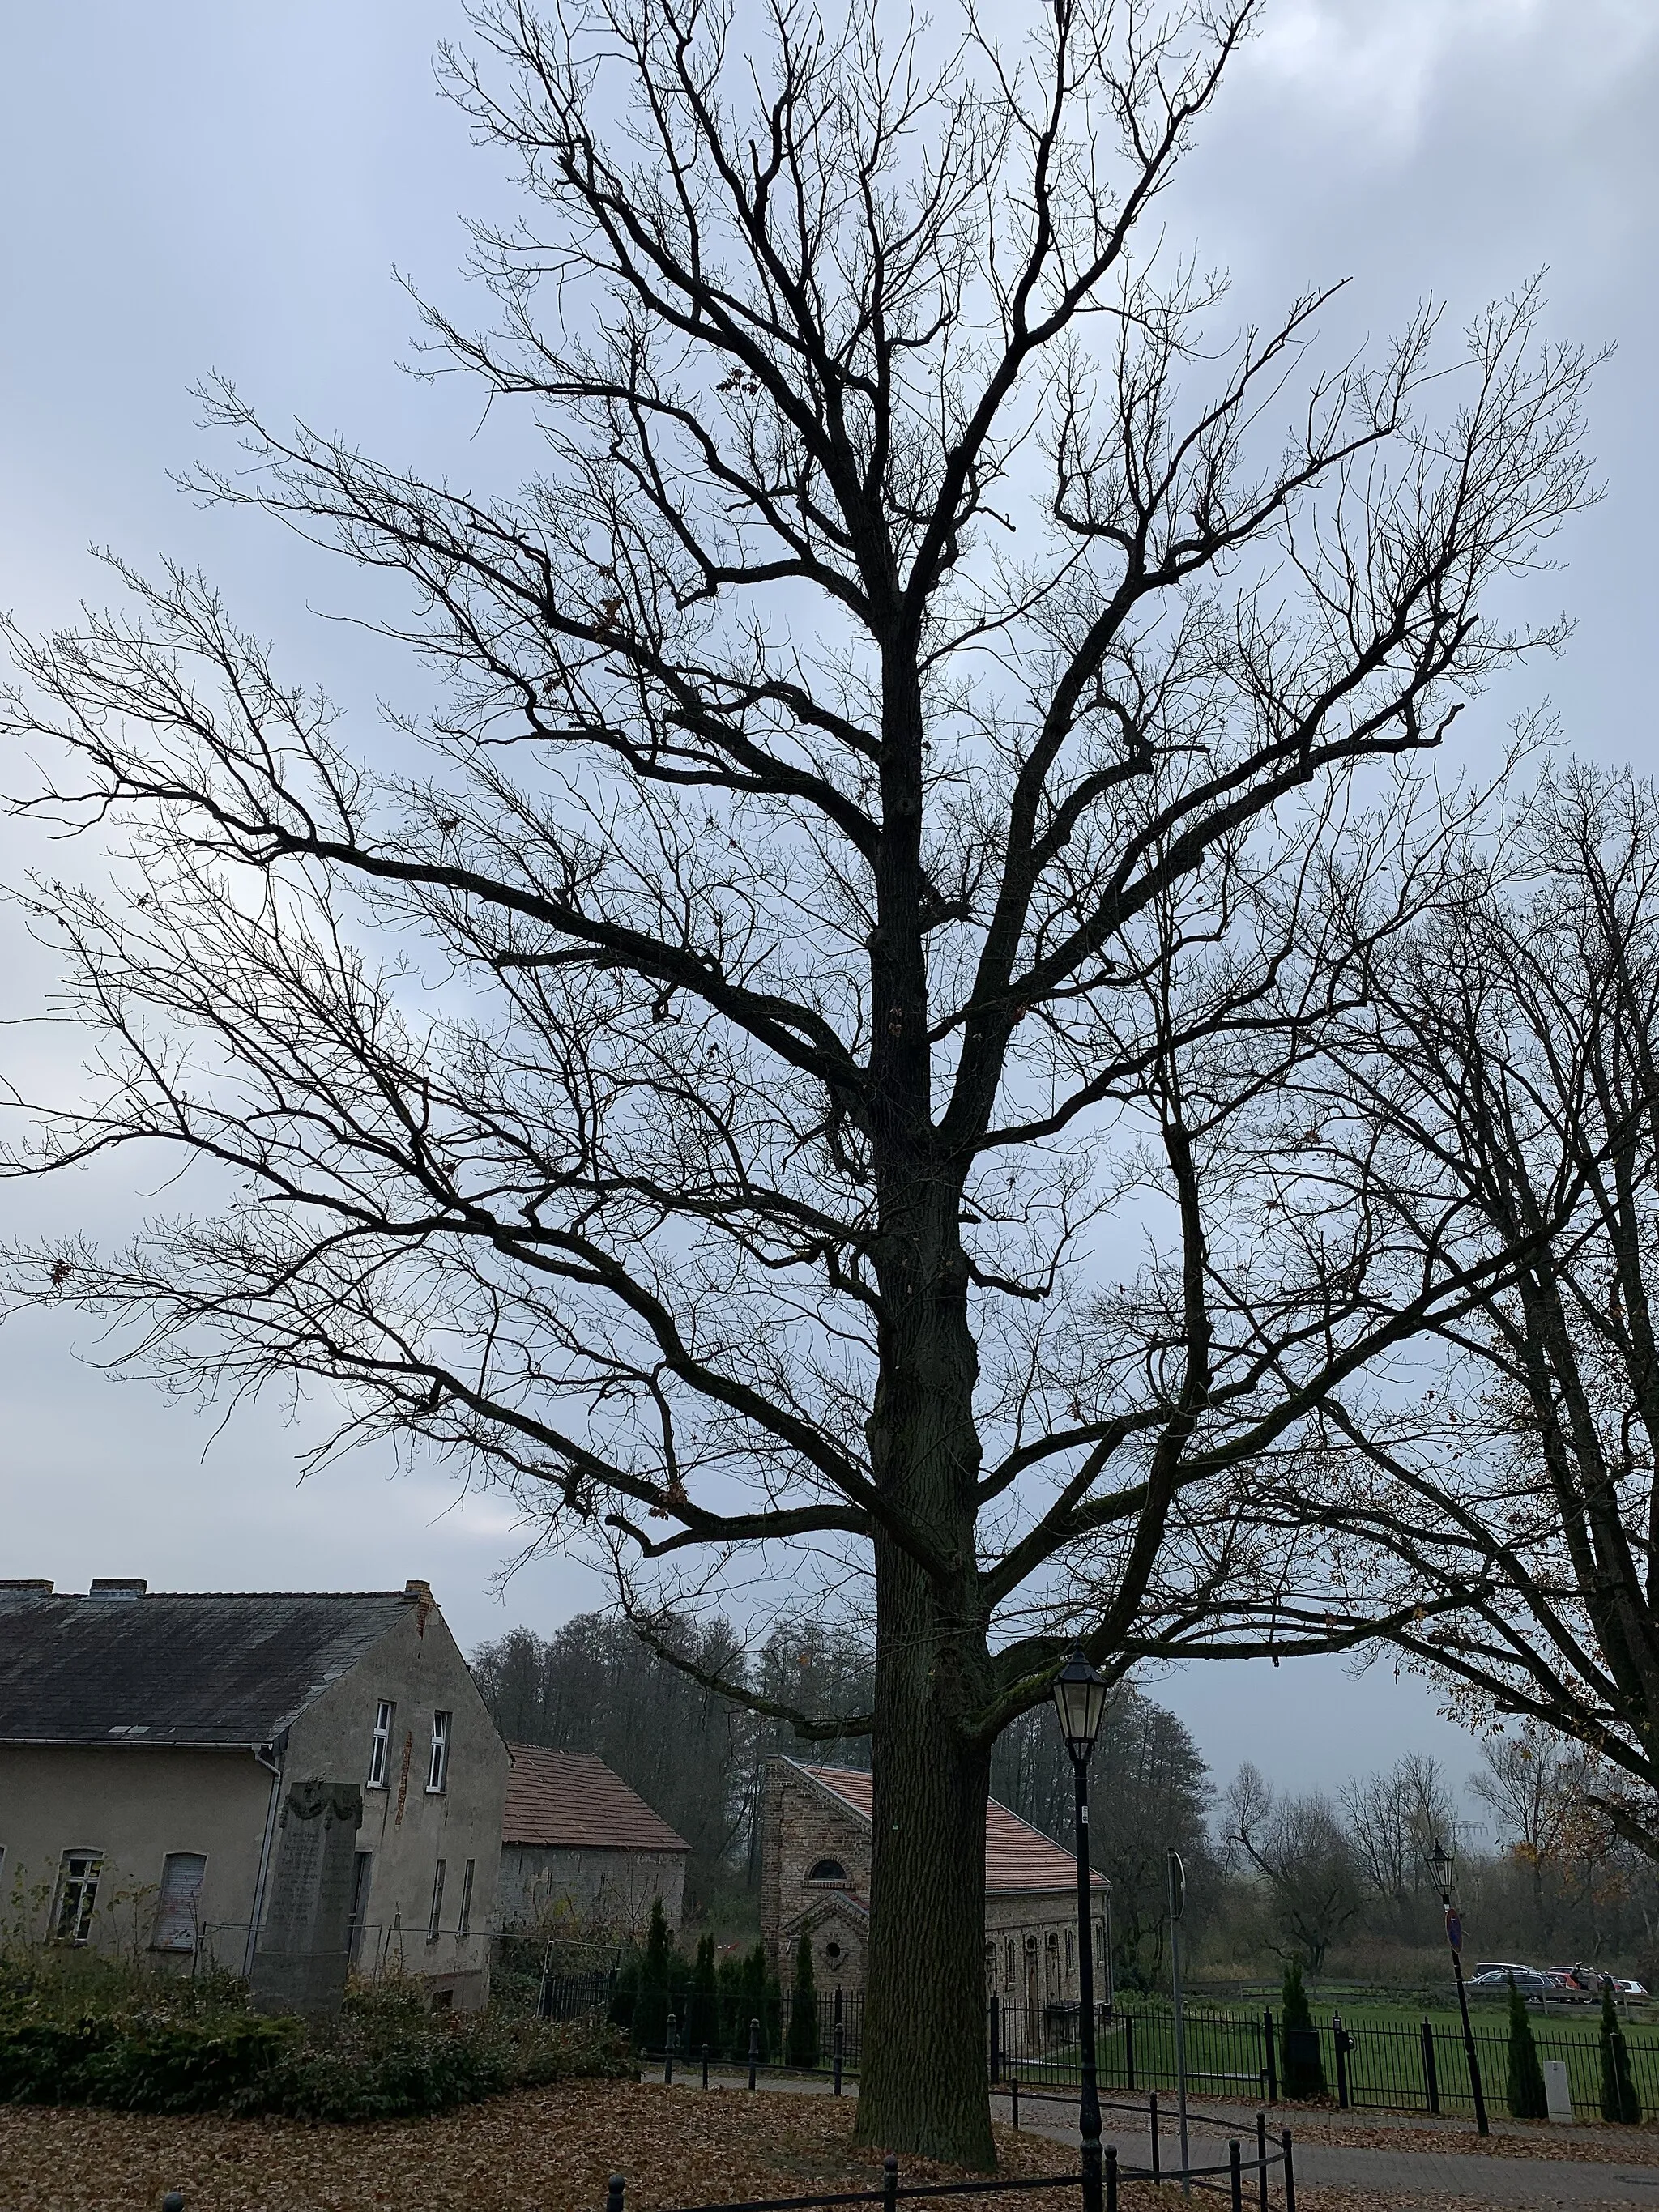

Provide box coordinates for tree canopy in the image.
[0,0,1596,2162]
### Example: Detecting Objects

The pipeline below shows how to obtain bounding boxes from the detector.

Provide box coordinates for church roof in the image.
[793,1762,1107,1894]
[503,1744,689,1854]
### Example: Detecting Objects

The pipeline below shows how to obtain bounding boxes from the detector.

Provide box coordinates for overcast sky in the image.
[2,0,1655,1812]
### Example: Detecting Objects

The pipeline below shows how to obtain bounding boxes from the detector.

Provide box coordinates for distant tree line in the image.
[1213,1728,1659,1981]
[471,1609,874,1914]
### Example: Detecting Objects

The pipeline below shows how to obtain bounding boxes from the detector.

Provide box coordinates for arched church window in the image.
[806,1857,847,1883]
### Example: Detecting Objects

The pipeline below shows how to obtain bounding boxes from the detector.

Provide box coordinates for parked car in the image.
[1542,1964,1648,2000]
[1467,1967,1561,1993]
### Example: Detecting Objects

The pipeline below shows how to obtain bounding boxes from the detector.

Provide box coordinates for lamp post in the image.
[1052,1649,1108,2212]
[1426,1837,1489,2138]
[1169,1847,1191,2190]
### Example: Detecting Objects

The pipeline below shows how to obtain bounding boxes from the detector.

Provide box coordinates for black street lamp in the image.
[1426,1836,1489,2138]
[1052,1649,1108,2212]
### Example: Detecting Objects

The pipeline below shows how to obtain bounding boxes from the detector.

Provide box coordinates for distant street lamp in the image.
[1052,1649,1107,2212]
[1426,1836,1490,2138]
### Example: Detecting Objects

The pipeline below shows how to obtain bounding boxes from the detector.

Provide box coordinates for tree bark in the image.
[855,1178,998,2166]
[857,1532,996,2167]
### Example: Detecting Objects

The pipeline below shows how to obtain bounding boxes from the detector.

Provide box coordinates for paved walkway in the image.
[988,2087,1659,2206]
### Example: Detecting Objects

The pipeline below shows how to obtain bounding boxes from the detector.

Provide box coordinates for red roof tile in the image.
[504,1745,689,1852]
[796,1762,1106,1894]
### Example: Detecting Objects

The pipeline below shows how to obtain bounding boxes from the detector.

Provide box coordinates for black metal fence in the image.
[989,1997,1659,2123]
[535,1965,1659,2125]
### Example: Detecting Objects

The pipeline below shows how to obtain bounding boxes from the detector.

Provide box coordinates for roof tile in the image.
[795,1762,1106,1893]
[503,1744,690,1853]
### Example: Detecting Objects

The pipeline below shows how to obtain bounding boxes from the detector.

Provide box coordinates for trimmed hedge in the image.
[0,1974,631,2120]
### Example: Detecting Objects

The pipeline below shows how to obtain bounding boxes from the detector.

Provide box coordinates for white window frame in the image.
[457,1856,475,1937]
[53,1849,104,1945]
[366,1699,394,1789]
[428,1857,446,1941]
[425,1710,451,1795]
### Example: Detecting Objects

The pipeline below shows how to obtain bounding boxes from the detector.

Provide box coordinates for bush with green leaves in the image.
[0,1963,629,2118]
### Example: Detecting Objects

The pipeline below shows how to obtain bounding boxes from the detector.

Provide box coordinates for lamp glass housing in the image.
[1052,1648,1108,1762]
[1426,1837,1455,1890]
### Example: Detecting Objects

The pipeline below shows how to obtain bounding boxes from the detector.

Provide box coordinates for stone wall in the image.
[497,1843,687,1939]
[761,1754,1108,2039]
[760,1761,872,1998]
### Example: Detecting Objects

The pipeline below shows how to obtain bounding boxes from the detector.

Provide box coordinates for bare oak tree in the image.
[0,0,1593,2160]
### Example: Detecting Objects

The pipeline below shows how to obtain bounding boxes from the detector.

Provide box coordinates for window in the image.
[150,1852,207,1952]
[805,1857,847,1883]
[1064,1928,1075,1974]
[347,1852,374,1964]
[457,1856,475,1937]
[426,1710,451,1795]
[428,1858,446,1940]
[367,1700,394,1789]
[1004,1939,1015,1988]
[53,1851,103,1945]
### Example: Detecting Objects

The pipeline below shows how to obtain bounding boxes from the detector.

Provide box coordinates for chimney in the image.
[404,1578,433,1597]
[0,1579,53,1592]
[87,1578,148,1599]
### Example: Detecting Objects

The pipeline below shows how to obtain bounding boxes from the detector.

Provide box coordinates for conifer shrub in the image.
[1601,1980,1641,2125]
[786,1930,819,2068]
[684,1933,719,2057]
[631,1899,675,2052]
[1505,1973,1547,2119]
[1278,1958,1326,2099]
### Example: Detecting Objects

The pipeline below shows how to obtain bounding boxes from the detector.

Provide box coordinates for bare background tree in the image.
[1341,1750,1458,1940]
[1223,1762,1359,1968]
[1267,769,1659,1872]
[0,0,1594,2159]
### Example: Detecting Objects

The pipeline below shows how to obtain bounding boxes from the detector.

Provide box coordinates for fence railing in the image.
[596,2125,1293,2212]
[986,1996,1659,2123]
[539,1967,1659,2125]
[162,2129,1292,2212]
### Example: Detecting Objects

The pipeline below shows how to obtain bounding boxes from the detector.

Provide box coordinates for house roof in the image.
[503,1744,690,1854]
[0,1587,422,1748]
[793,1762,1107,1894]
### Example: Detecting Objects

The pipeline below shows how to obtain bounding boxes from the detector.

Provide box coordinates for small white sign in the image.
[1542,2059,1574,2125]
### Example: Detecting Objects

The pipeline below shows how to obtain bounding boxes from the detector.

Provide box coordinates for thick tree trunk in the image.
[854,1532,996,2167]
[853,1180,998,2167]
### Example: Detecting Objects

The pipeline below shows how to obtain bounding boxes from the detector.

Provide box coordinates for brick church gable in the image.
[760,1754,1109,2037]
